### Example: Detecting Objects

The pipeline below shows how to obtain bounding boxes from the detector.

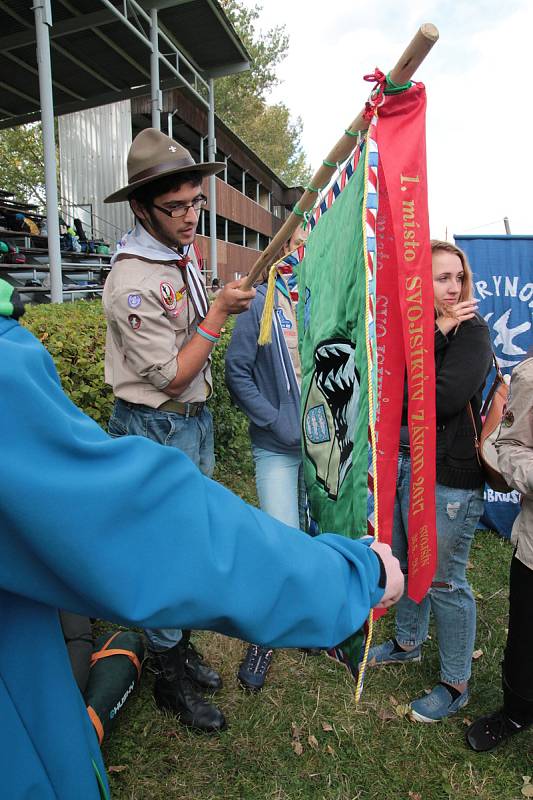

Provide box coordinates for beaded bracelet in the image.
[196,325,219,344]
[198,323,220,338]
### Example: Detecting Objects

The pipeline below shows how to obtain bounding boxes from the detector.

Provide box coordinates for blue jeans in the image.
[252,445,306,530]
[392,453,484,684]
[108,398,215,652]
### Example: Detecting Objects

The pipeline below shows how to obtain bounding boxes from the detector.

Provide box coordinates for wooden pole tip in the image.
[420,23,439,42]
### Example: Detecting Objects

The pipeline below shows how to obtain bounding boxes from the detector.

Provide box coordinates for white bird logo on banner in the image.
[485,308,531,367]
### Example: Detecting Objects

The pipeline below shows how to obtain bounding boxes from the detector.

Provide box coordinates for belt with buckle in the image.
[158,399,205,417]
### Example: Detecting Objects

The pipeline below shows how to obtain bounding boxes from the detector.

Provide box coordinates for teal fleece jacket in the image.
[0,317,383,798]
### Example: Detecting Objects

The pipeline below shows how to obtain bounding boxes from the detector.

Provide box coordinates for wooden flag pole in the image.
[241,23,439,290]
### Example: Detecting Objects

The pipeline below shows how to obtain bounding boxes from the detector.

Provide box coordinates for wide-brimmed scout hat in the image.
[104,128,225,203]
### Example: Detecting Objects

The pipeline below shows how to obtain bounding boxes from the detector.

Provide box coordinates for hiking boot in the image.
[237,644,273,692]
[466,709,529,751]
[151,644,226,733]
[367,638,421,667]
[410,683,469,723]
[180,632,222,692]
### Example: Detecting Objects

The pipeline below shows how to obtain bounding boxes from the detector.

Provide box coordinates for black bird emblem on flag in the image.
[303,339,360,500]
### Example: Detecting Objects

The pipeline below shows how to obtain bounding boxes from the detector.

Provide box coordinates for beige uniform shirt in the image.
[495,356,533,568]
[102,252,212,408]
[276,280,301,385]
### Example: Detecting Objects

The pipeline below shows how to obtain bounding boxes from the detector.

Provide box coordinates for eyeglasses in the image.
[152,195,207,218]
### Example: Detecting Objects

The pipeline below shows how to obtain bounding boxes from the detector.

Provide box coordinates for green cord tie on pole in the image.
[293,204,305,218]
[322,159,337,168]
[344,128,359,137]
[306,181,330,193]
[384,72,412,94]
[292,204,311,229]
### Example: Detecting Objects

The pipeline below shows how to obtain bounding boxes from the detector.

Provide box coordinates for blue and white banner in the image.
[455,235,533,538]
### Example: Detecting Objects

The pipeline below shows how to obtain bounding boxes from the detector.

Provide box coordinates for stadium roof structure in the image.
[0,0,249,129]
[0,0,250,300]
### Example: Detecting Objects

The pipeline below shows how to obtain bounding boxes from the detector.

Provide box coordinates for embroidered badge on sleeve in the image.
[128,293,142,309]
[128,314,142,330]
[160,281,177,312]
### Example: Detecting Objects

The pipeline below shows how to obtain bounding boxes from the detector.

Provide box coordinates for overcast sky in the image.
[240,0,532,240]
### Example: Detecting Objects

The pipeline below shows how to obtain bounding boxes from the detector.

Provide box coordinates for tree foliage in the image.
[216,1,311,186]
[0,124,46,205]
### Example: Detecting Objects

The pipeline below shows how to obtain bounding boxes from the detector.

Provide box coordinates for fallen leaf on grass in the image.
[394,704,411,718]
[522,776,533,797]
[389,695,398,706]
[326,744,335,756]
[463,717,472,726]
[321,722,333,732]
[142,722,152,737]
[467,561,474,569]
[377,707,396,722]
[291,722,301,739]
[409,792,422,800]
[291,721,303,756]
[108,765,128,774]
[308,734,319,750]
[472,649,484,660]
[291,740,304,756]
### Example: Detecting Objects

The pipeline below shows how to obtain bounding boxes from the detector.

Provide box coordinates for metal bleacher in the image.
[0,189,113,303]
[0,230,112,303]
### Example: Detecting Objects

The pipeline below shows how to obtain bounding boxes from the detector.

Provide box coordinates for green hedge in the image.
[22,300,250,466]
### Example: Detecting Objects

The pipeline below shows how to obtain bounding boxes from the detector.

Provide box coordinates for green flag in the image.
[298,150,369,539]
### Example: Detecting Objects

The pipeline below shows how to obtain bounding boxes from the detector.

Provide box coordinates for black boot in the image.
[466,666,533,751]
[180,630,223,692]
[151,643,227,733]
[502,668,533,726]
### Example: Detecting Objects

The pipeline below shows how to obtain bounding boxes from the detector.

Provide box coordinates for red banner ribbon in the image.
[375,83,437,602]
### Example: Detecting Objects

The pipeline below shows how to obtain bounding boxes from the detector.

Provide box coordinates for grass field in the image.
[101,457,529,800]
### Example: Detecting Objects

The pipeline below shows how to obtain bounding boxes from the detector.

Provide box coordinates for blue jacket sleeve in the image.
[224,296,279,429]
[0,320,384,648]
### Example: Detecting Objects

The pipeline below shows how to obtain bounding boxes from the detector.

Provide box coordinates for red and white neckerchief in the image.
[112,222,209,320]
[175,246,209,321]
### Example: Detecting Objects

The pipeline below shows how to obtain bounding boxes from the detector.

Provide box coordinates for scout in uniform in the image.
[103,128,255,732]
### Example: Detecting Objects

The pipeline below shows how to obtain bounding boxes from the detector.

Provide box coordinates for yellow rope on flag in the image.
[355,119,380,704]
[257,249,301,346]
[258,263,278,345]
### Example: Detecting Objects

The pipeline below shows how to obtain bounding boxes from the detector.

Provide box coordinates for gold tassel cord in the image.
[258,263,279,345]
[257,248,302,346]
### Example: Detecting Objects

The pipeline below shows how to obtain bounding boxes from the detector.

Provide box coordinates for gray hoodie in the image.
[225,284,301,455]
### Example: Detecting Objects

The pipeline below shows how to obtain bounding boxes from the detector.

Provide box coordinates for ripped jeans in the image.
[392,452,484,684]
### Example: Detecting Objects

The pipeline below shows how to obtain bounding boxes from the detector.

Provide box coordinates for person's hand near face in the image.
[433,249,479,336]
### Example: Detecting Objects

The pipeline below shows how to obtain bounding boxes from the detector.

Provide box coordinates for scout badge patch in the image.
[128,294,142,309]
[160,281,177,312]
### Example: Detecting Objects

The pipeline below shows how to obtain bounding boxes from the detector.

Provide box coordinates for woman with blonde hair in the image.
[368,239,492,722]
